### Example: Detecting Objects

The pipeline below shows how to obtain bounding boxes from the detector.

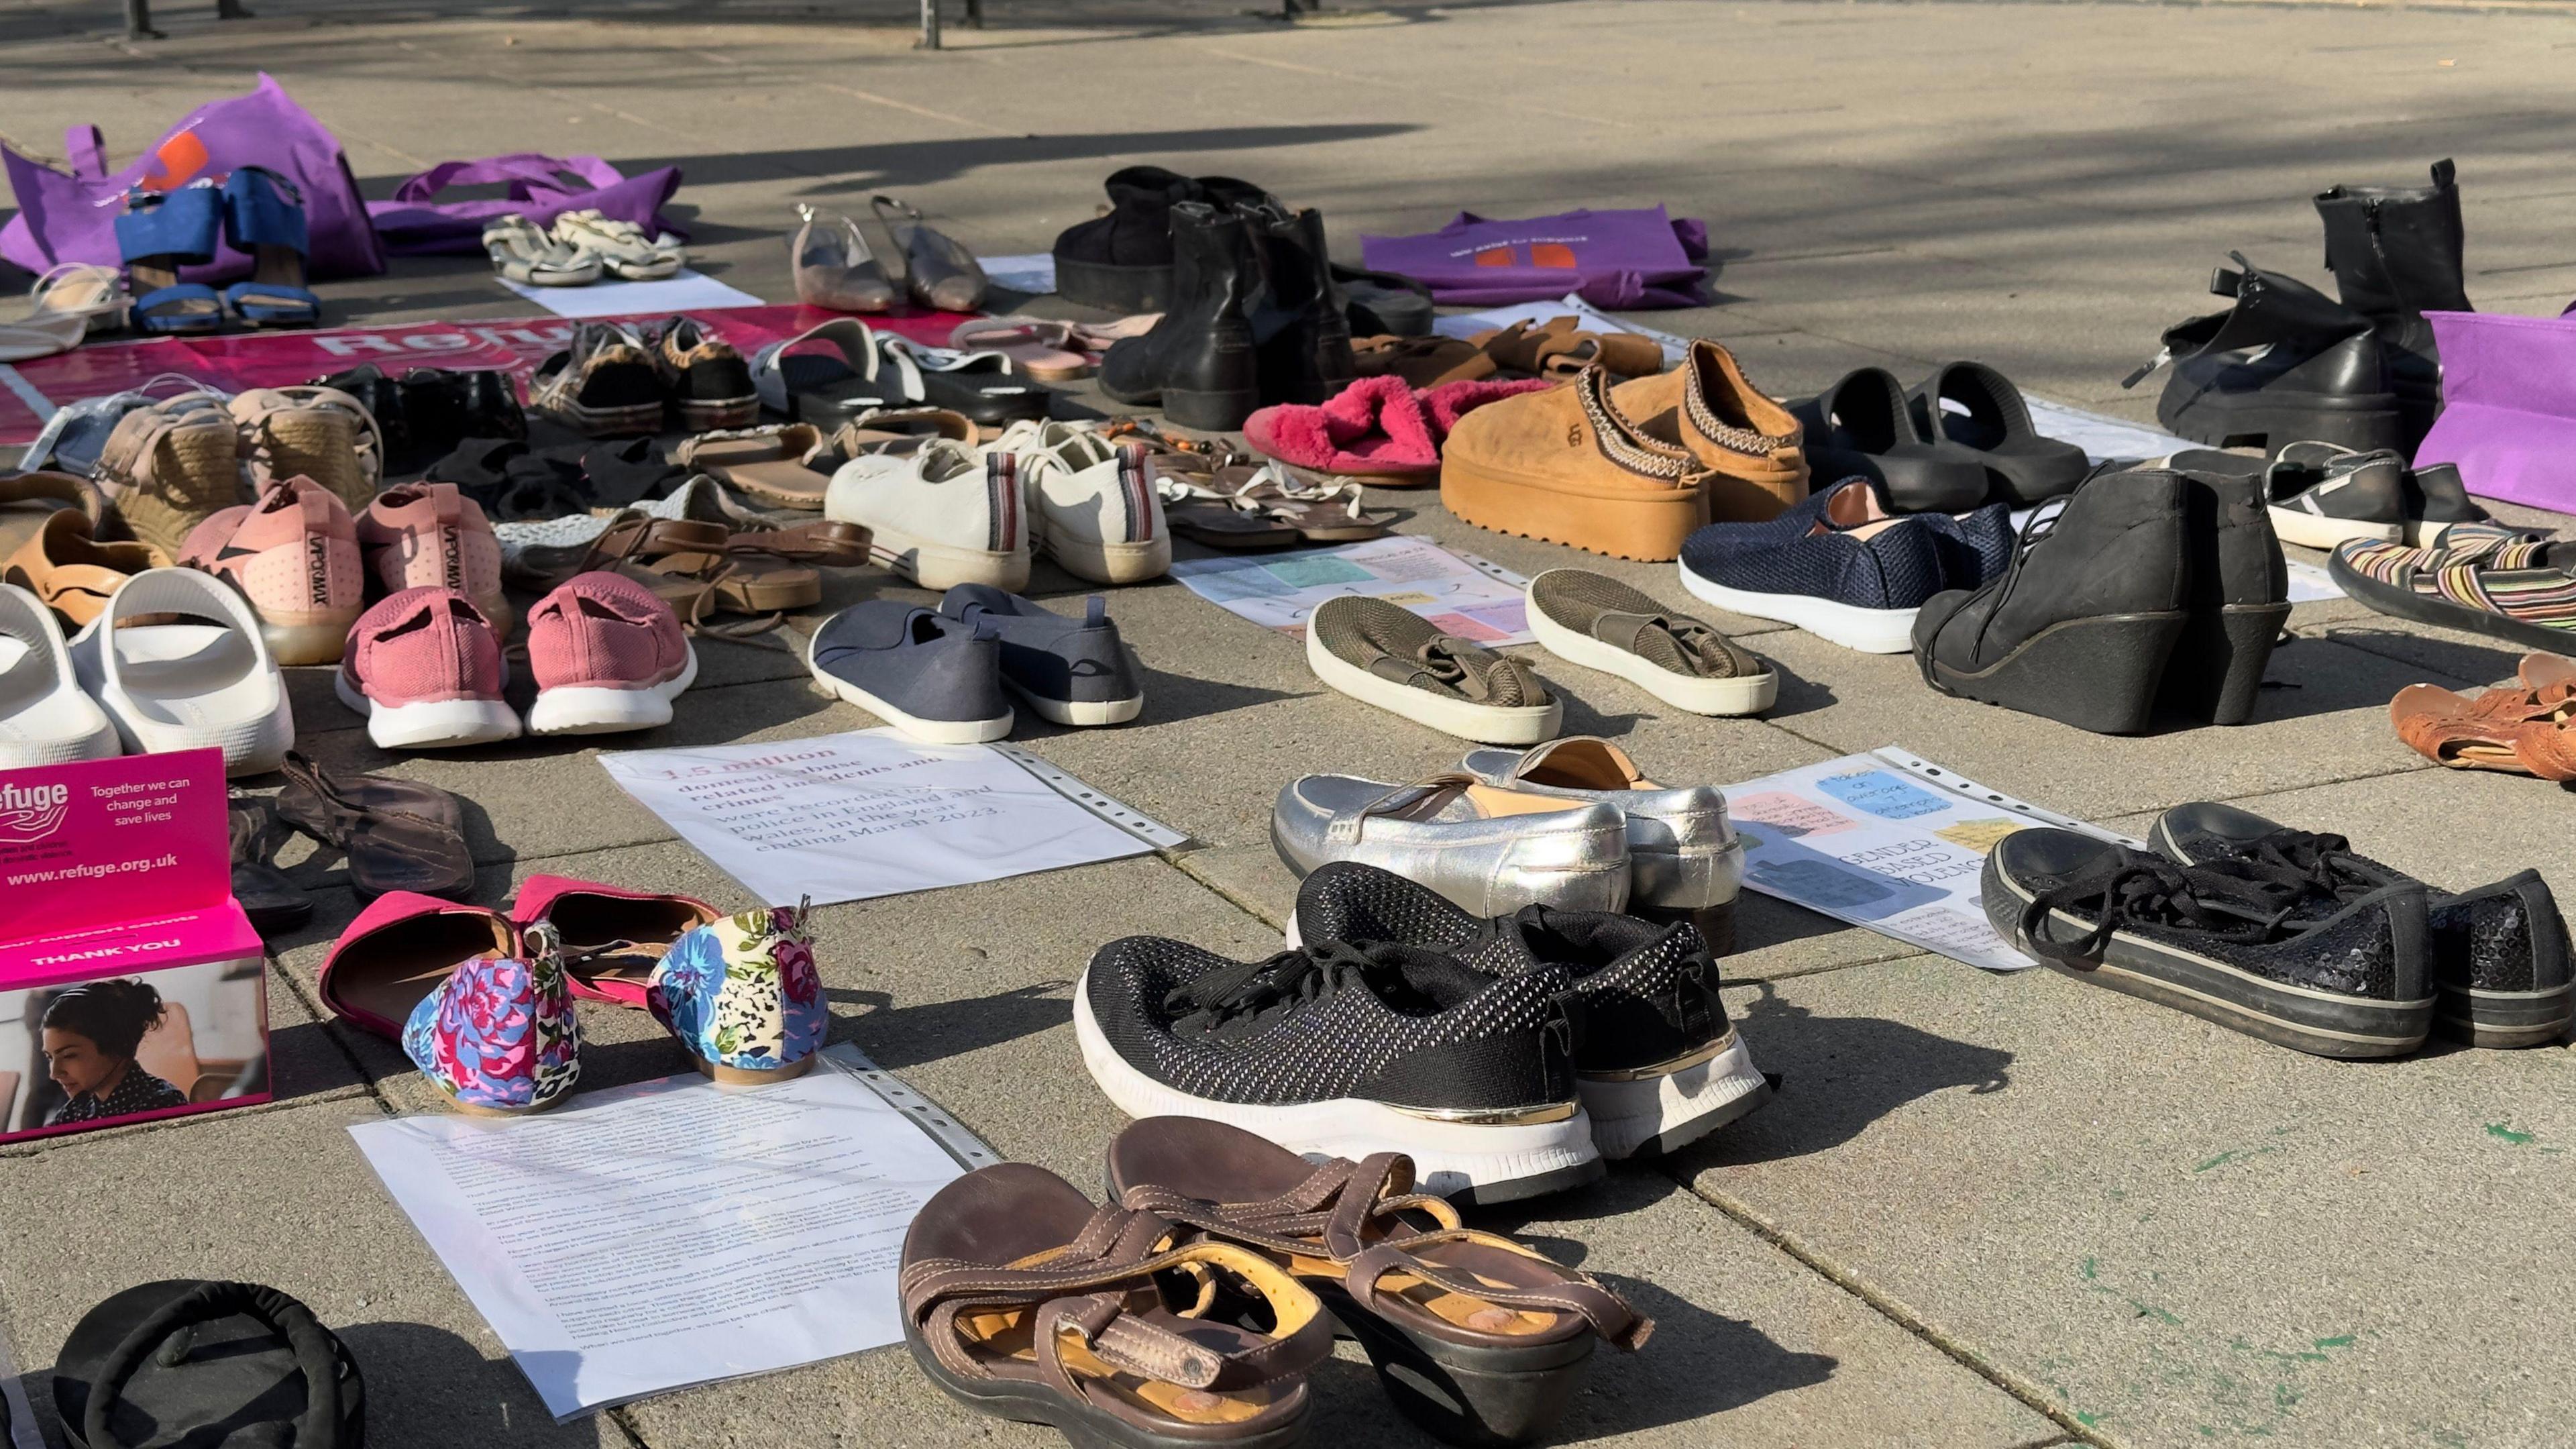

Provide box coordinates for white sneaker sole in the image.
[1579,1028,1771,1160]
[806,629,1013,745]
[337,674,523,749]
[865,522,1031,592]
[527,643,700,736]
[1677,559,1918,654]
[1008,679,1143,727]
[2267,505,2402,551]
[1305,623,1563,744]
[1043,534,1172,586]
[1072,975,1603,1203]
[1528,599,1776,715]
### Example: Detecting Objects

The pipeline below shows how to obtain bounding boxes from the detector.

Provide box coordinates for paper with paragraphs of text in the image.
[349,1056,969,1419]
[596,729,1157,906]
[1723,749,2136,972]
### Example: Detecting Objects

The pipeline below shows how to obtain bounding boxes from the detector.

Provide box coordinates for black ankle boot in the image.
[1238,199,1356,407]
[2315,159,2469,449]
[1097,202,1262,430]
[2157,468,2288,727]
[1053,167,1271,313]
[2127,252,2402,455]
[1911,469,2191,735]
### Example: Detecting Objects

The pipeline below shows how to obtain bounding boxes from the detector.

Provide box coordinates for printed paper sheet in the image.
[597,729,1161,906]
[1169,534,1533,642]
[1723,749,2137,972]
[350,1050,971,1419]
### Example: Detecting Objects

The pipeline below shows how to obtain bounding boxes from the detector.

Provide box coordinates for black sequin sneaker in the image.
[2149,802,2571,1049]
[1982,828,2431,1058]
[1075,932,1597,1203]
[1289,861,1771,1160]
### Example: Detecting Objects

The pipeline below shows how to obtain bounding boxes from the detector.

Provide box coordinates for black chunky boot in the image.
[1911,469,2191,735]
[2157,468,2288,727]
[1239,199,1356,407]
[1097,202,1262,430]
[2315,159,2469,450]
[2127,252,2401,455]
[1052,167,1270,313]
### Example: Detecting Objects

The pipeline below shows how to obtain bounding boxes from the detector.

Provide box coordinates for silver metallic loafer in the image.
[1270,771,1631,916]
[1460,737,1742,931]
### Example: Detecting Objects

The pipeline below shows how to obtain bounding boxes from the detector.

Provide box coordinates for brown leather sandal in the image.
[1468,317,1664,380]
[674,423,831,511]
[1353,334,1497,388]
[2390,655,2576,780]
[1107,1118,1650,1446]
[900,1163,1332,1449]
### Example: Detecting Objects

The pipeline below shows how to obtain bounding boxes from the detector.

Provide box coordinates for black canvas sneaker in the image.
[1289,861,1771,1159]
[1982,828,2431,1058]
[1075,933,1597,1203]
[2149,802,2571,1048]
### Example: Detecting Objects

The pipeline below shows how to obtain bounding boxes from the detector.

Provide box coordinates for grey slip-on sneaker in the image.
[806,598,1012,744]
[938,583,1143,727]
[1306,593,1560,743]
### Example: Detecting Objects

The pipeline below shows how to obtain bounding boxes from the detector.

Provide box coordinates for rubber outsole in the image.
[1578,1029,1772,1160]
[860,523,1032,592]
[903,1318,1310,1449]
[1923,610,2188,735]
[2327,549,2576,653]
[1676,560,1918,654]
[2157,381,2404,455]
[527,643,700,737]
[1442,458,1705,563]
[1527,597,1775,716]
[1982,856,2431,1058]
[336,673,523,750]
[1009,681,1143,727]
[1305,625,1562,744]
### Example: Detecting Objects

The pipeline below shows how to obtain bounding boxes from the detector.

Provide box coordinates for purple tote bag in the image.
[366,154,684,256]
[1,74,383,282]
[1360,206,1711,310]
[2412,310,2576,513]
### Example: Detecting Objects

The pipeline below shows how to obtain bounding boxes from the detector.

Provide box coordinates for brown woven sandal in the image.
[900,1163,1332,1449]
[2390,653,2576,780]
[228,386,383,513]
[1107,1118,1650,1446]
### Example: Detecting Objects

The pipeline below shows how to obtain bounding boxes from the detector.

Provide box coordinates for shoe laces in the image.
[2210,827,2374,906]
[2021,849,2306,967]
[1165,941,1417,1032]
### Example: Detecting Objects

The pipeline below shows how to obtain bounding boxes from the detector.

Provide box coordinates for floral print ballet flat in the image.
[647,905,825,1084]
[404,922,583,1116]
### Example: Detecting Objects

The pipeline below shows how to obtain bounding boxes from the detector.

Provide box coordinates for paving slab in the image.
[1678,956,2576,1448]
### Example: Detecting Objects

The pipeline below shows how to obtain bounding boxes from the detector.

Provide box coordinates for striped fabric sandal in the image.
[900,1163,1333,1449]
[1107,1118,1651,1446]
[2330,525,2576,651]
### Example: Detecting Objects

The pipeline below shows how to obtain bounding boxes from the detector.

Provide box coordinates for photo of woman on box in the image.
[43,980,189,1126]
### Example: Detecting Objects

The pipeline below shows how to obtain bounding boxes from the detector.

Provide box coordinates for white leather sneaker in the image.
[983,420,1169,586]
[824,438,1030,590]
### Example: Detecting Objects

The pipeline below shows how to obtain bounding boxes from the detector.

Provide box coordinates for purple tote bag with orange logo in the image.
[1360,206,1711,310]
[2412,309,2576,513]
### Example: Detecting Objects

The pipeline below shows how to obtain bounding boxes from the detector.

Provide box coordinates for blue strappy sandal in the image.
[113,182,225,336]
[221,166,321,329]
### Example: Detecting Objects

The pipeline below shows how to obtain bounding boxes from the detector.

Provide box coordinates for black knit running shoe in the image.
[1075,932,1595,1203]
[2149,802,2570,1049]
[1982,827,2430,1058]
[1290,861,1771,1159]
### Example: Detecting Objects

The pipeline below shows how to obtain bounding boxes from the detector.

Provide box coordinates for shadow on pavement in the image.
[833,980,1072,1069]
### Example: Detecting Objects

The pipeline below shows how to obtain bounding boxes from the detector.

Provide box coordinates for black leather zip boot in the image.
[1097,202,1262,430]
[1911,468,2191,735]
[1238,199,1356,407]
[2315,159,2469,449]
[2127,252,2401,455]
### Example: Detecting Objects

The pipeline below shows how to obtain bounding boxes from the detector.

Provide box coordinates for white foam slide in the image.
[67,568,292,777]
[0,583,121,767]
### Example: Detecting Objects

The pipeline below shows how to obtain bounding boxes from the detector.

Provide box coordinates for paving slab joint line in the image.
[1675,1177,2127,1449]
[1171,852,1289,931]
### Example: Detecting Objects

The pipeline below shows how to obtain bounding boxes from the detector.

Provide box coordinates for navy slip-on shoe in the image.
[1677,508,1948,655]
[807,599,1013,743]
[938,584,1144,728]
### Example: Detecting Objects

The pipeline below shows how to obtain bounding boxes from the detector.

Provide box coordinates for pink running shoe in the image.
[355,482,511,635]
[525,570,697,736]
[338,586,521,749]
[178,476,366,665]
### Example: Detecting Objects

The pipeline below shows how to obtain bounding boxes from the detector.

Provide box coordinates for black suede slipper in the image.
[54,1280,366,1449]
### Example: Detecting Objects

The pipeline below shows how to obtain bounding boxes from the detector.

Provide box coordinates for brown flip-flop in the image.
[1107,1117,1649,1446]
[674,423,832,511]
[900,1161,1332,1449]
[274,752,475,901]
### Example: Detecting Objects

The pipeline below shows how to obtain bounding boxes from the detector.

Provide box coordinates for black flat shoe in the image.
[229,796,312,936]
[1790,366,1988,512]
[1906,360,2090,505]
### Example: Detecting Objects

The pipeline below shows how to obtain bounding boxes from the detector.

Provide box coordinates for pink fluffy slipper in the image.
[1244,375,1554,480]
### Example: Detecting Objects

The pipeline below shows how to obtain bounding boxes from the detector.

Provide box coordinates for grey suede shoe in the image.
[938,584,1142,727]
[1306,594,1560,743]
[1270,771,1629,917]
[806,599,1012,743]
[1525,568,1776,716]
[1458,737,1742,920]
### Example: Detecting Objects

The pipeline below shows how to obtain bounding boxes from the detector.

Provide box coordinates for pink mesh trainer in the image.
[178,475,366,665]
[356,482,511,635]
[525,570,696,735]
[338,586,522,749]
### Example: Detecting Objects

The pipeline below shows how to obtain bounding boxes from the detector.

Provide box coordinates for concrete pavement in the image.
[5,1,2573,1445]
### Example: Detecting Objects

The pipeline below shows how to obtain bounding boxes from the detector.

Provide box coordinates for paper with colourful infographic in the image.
[1721,749,2139,972]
